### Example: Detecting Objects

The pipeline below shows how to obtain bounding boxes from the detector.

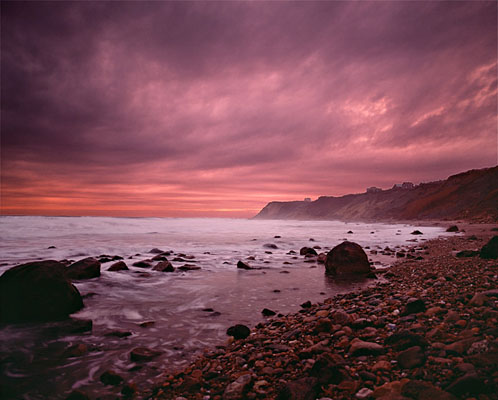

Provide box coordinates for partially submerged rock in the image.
[325,241,371,276]
[107,261,129,271]
[66,257,101,280]
[0,260,84,323]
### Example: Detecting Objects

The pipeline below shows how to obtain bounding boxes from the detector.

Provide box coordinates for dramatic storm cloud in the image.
[1,2,496,217]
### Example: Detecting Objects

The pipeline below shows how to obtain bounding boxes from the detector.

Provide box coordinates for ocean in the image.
[0,216,450,399]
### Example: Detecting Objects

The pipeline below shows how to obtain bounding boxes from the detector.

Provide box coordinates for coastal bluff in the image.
[254,166,498,222]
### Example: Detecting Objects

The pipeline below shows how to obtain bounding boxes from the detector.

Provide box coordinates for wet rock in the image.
[301,300,312,308]
[177,264,201,271]
[325,242,371,276]
[237,260,252,270]
[130,347,162,362]
[100,370,124,386]
[139,321,155,328]
[446,225,459,232]
[277,377,318,400]
[262,308,276,316]
[349,339,385,356]
[227,324,250,339]
[132,260,152,268]
[0,260,84,323]
[152,261,174,272]
[479,236,498,259]
[300,247,318,256]
[223,373,252,400]
[317,253,327,263]
[149,248,165,254]
[104,330,132,338]
[446,373,485,396]
[397,346,425,369]
[264,243,278,249]
[108,261,129,271]
[66,390,90,400]
[411,230,423,235]
[63,343,88,358]
[468,292,489,306]
[456,250,479,258]
[401,298,426,315]
[401,380,456,400]
[385,331,428,350]
[151,254,168,261]
[66,257,101,280]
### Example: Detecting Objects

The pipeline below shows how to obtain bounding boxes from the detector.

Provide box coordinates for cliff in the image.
[254,166,498,222]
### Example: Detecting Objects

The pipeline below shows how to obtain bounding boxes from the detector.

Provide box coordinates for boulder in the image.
[325,242,371,276]
[0,261,84,323]
[227,324,250,340]
[66,257,101,280]
[152,261,174,272]
[479,236,498,259]
[300,247,318,256]
[107,261,128,271]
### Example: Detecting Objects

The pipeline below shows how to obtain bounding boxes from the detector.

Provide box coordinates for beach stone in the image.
[371,360,391,372]
[349,339,385,356]
[410,230,423,235]
[446,373,485,396]
[177,264,201,271]
[132,260,152,268]
[325,241,371,276]
[152,261,174,272]
[310,353,348,384]
[108,261,128,271]
[66,257,101,280]
[479,236,498,259]
[356,388,373,399]
[130,347,161,362]
[385,331,428,350]
[223,373,252,400]
[446,225,459,232]
[227,324,250,340]
[401,298,426,315]
[149,248,165,254]
[401,380,456,400]
[262,308,276,316]
[300,247,318,256]
[315,318,333,333]
[264,243,278,249]
[100,370,124,386]
[277,377,318,400]
[456,250,479,258]
[66,391,90,400]
[0,260,84,323]
[331,309,352,325]
[237,260,252,270]
[397,346,425,369]
[317,253,327,263]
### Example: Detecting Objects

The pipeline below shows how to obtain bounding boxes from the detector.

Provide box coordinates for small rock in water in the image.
[100,370,124,386]
[66,257,101,280]
[130,347,162,362]
[139,321,155,328]
[262,308,276,316]
[47,245,56,249]
[411,230,423,235]
[264,243,278,249]
[149,248,165,254]
[152,261,174,272]
[446,225,459,232]
[132,260,152,268]
[104,330,132,338]
[301,300,312,308]
[227,324,250,340]
[237,260,252,270]
[300,247,318,256]
[108,261,128,271]
[177,264,201,271]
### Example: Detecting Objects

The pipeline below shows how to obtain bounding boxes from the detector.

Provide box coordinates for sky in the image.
[1,1,497,218]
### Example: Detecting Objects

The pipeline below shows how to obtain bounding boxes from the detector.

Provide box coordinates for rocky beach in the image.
[142,225,498,400]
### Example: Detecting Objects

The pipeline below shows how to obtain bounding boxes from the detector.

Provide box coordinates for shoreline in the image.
[143,225,498,400]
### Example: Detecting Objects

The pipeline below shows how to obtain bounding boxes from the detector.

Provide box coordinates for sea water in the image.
[0,216,450,399]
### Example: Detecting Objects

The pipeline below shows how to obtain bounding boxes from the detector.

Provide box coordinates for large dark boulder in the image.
[66,257,101,279]
[325,241,371,275]
[480,236,498,259]
[0,260,84,323]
